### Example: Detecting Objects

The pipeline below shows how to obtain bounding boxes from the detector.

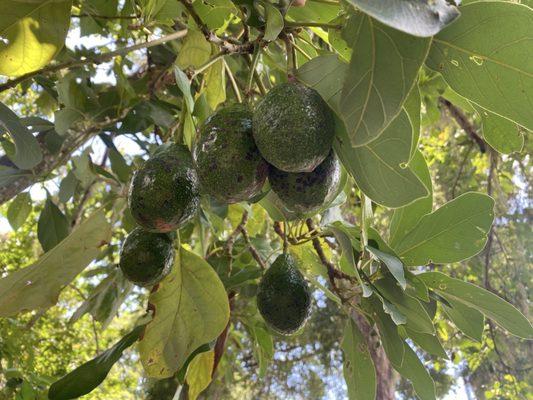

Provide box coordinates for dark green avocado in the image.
[119,227,174,286]
[256,254,311,335]
[195,104,268,203]
[253,81,335,173]
[269,150,341,215]
[128,144,200,232]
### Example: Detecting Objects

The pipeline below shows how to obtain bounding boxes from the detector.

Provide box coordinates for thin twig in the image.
[241,228,267,270]
[224,60,243,103]
[451,143,474,199]
[0,29,188,93]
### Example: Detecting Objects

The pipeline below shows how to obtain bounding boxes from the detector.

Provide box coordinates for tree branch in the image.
[439,97,486,153]
[0,29,188,93]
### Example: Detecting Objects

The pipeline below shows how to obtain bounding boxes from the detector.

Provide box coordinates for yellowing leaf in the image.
[0,0,72,77]
[138,247,229,378]
[0,209,111,317]
[205,59,226,110]
[185,351,215,400]
[176,29,212,69]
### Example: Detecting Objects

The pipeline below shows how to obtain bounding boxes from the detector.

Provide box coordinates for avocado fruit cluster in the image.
[257,254,311,335]
[119,227,174,287]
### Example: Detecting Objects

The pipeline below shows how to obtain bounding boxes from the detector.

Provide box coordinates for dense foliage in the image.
[0,0,531,399]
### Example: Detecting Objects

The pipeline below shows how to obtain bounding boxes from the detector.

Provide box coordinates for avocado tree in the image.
[0,0,531,399]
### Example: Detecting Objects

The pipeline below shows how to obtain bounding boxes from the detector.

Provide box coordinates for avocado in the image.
[119,227,174,286]
[128,144,200,232]
[269,151,341,215]
[256,254,311,335]
[195,105,268,203]
[253,81,335,173]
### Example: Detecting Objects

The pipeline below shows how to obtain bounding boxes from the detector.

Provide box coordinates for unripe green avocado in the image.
[195,105,268,203]
[269,151,341,215]
[128,144,199,232]
[253,81,335,173]
[257,254,311,335]
[119,227,174,286]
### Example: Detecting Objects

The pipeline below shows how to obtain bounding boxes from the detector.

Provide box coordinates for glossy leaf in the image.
[0,209,111,317]
[37,197,69,252]
[420,272,533,339]
[7,192,32,230]
[342,319,376,400]
[426,2,533,130]
[48,325,143,400]
[138,247,230,378]
[346,0,459,37]
[340,13,430,146]
[0,102,42,169]
[395,192,494,265]
[0,0,72,76]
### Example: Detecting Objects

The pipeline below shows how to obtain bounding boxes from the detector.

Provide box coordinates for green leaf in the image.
[251,323,274,377]
[54,108,84,136]
[38,197,69,252]
[389,151,432,248]
[373,278,435,334]
[176,29,212,69]
[340,13,430,146]
[441,296,484,342]
[262,1,284,41]
[475,105,525,155]
[393,344,436,400]
[0,209,111,317]
[403,85,421,162]
[185,351,214,400]
[342,319,376,400]
[346,0,459,37]
[58,171,79,203]
[420,272,533,339]
[108,148,131,183]
[0,102,42,169]
[174,66,195,113]
[334,111,429,208]
[426,1,533,130]
[0,0,72,77]
[7,192,32,230]
[138,247,230,378]
[193,0,237,30]
[366,246,406,290]
[404,328,448,359]
[48,325,143,400]
[395,192,494,265]
[204,59,226,110]
[361,296,405,366]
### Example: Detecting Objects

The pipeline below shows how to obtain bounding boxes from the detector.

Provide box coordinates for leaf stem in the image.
[224,60,243,103]
[284,20,341,29]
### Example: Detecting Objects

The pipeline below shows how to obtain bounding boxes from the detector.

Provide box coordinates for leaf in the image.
[7,192,32,230]
[204,59,226,110]
[441,296,484,342]
[0,0,72,77]
[176,29,211,69]
[0,209,111,317]
[403,85,421,162]
[334,111,429,208]
[404,328,448,359]
[367,246,406,290]
[395,192,494,265]
[389,151,432,248]
[58,171,78,203]
[0,102,42,169]
[37,197,69,252]
[346,0,459,37]
[373,278,435,334]
[426,2,533,130]
[342,319,376,400]
[185,351,215,400]
[48,325,143,400]
[108,148,131,183]
[54,108,84,136]
[393,344,436,400]
[138,247,230,378]
[193,0,237,30]
[174,66,195,113]
[262,1,284,41]
[340,13,431,146]
[475,105,525,155]
[420,272,533,339]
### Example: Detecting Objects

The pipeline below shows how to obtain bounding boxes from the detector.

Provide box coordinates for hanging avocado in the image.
[128,144,200,232]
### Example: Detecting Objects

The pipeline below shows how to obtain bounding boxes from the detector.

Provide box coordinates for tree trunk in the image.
[353,312,398,400]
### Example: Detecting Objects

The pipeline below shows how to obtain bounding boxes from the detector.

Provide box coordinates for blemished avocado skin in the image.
[128,144,200,232]
[269,151,341,215]
[195,105,268,203]
[253,81,335,173]
[256,254,311,335]
[119,227,174,286]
